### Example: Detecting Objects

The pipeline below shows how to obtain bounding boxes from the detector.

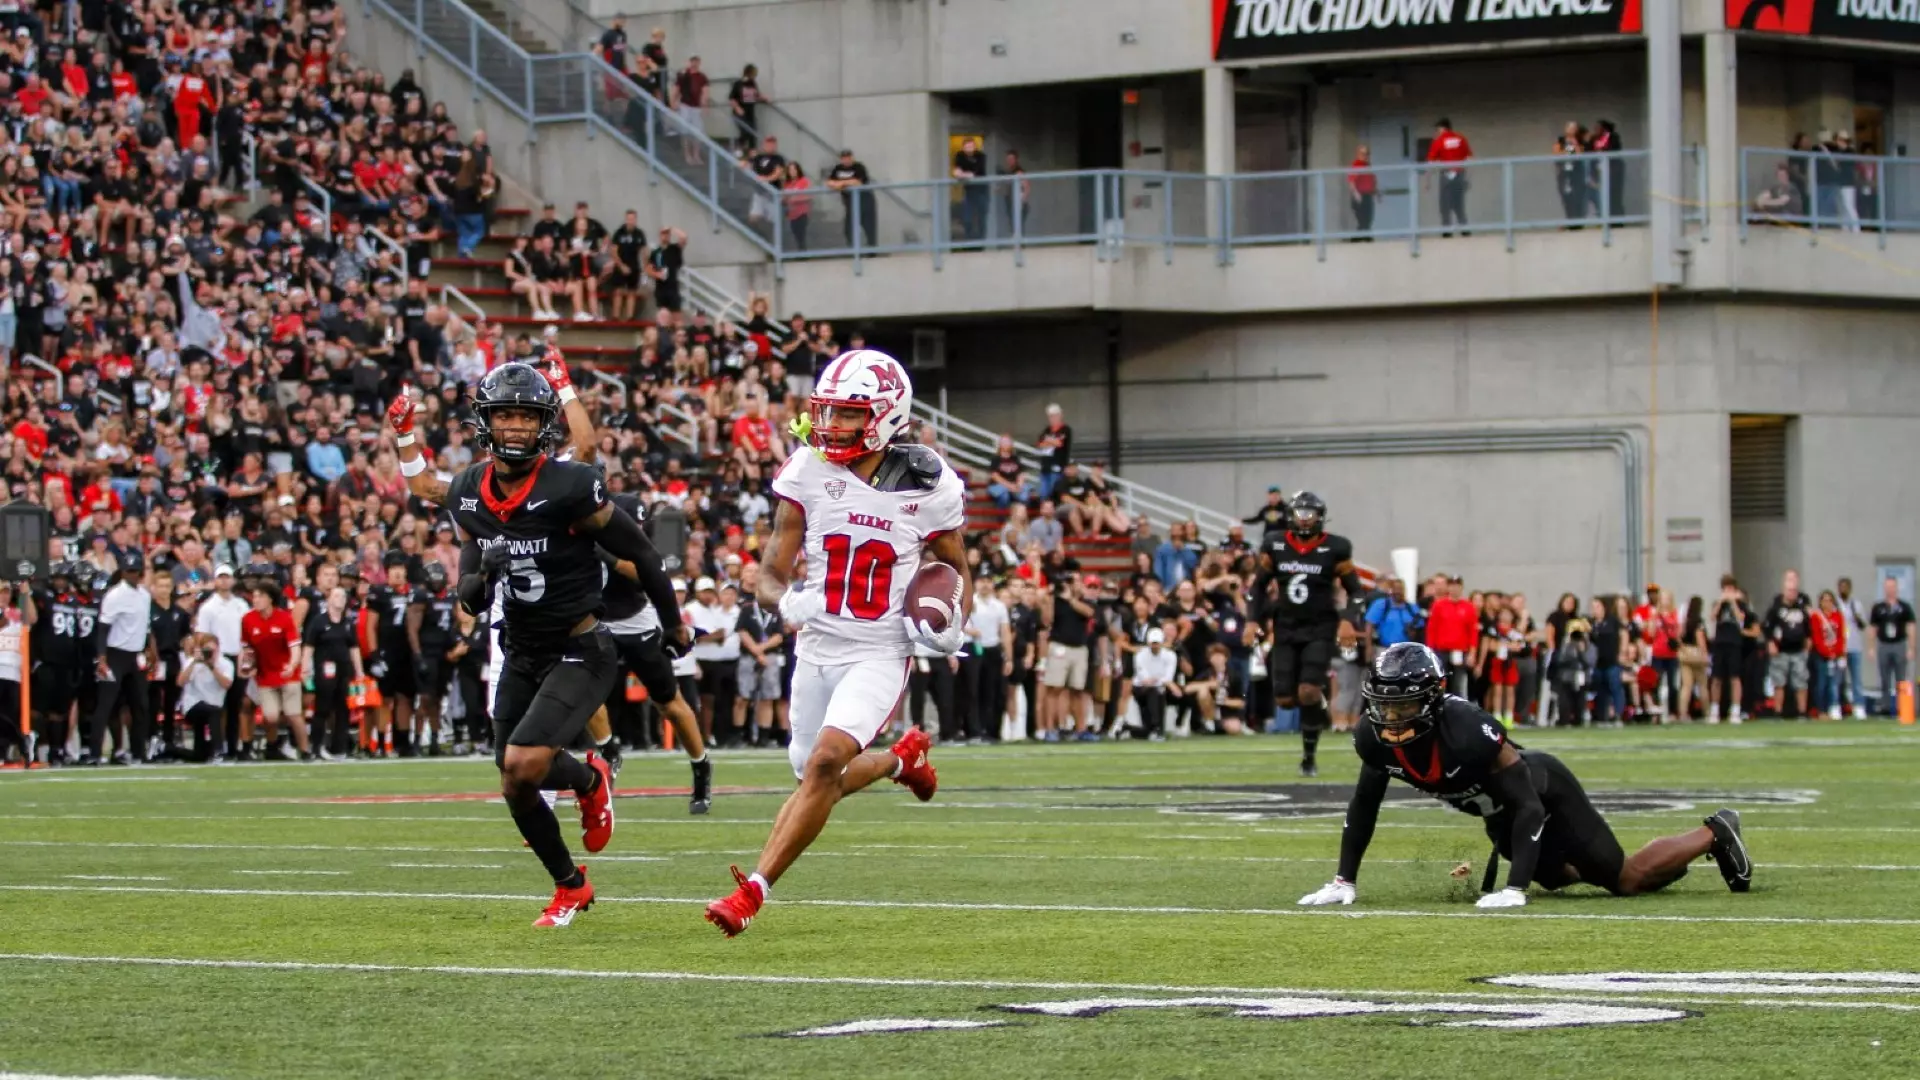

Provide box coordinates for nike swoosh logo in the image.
[1531,815,1550,843]
[1445,766,1462,777]
[560,657,583,663]
[527,500,549,510]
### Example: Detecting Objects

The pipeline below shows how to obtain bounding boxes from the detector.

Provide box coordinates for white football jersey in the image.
[771,445,966,665]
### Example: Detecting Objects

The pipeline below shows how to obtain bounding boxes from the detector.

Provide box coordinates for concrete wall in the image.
[926,299,1920,606]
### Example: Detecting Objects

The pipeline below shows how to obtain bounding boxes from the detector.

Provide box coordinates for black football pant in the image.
[909,657,957,740]
[1489,751,1632,895]
[492,629,619,884]
[90,649,151,760]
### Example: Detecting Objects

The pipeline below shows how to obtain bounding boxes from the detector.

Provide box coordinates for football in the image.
[906,560,964,633]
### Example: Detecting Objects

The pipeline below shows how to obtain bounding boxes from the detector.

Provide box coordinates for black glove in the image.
[414,654,434,683]
[481,544,513,581]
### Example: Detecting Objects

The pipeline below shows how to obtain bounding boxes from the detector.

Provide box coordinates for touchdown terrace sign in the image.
[1213,0,1644,59]
[1730,0,1920,45]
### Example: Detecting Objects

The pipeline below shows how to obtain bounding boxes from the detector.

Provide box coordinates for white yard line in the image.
[0,952,1914,1014]
[5,839,1916,872]
[230,870,348,877]
[8,882,1920,927]
[387,863,506,870]
[0,1072,205,1080]
[63,875,169,882]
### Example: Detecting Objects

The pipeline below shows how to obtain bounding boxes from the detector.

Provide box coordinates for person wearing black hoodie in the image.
[1588,120,1626,219]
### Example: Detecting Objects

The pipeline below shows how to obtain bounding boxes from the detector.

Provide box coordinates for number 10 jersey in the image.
[772,445,966,666]
[447,457,610,659]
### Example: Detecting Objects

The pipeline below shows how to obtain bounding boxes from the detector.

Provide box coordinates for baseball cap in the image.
[694,576,716,592]
[214,564,234,578]
[670,577,688,592]
[1083,574,1102,589]
[1147,628,1166,645]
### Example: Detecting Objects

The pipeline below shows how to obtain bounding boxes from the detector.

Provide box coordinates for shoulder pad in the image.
[611,492,645,520]
[870,444,944,493]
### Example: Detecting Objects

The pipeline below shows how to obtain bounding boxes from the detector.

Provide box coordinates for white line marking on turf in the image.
[0,1072,204,1080]
[0,953,1914,1014]
[10,883,1920,927]
[8,839,1919,873]
[64,875,169,882]
[388,863,506,870]
[230,870,348,876]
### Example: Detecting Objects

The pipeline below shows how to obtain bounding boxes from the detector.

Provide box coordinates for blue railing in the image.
[367,0,786,258]
[1739,146,1920,247]
[767,148,1706,271]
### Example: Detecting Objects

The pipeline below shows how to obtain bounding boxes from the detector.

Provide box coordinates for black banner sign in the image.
[1729,1,1920,45]
[1212,0,1643,60]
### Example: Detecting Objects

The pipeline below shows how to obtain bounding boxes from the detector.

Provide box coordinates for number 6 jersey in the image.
[772,442,966,666]
[447,457,610,659]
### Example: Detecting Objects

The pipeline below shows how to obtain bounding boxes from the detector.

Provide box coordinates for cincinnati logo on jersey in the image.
[476,537,551,556]
[1272,559,1330,576]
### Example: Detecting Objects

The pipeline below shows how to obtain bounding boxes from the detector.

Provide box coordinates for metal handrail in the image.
[368,226,411,285]
[681,267,747,326]
[363,0,782,258]
[1738,146,1907,248]
[909,399,1238,543]
[298,175,334,240]
[439,283,488,323]
[655,399,700,455]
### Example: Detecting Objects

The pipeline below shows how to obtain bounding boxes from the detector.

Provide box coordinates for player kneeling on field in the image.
[1299,643,1753,909]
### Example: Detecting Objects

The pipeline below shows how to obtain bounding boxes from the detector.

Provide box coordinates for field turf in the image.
[2,723,1919,1079]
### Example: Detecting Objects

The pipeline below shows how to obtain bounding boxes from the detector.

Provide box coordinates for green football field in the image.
[3,724,1919,1080]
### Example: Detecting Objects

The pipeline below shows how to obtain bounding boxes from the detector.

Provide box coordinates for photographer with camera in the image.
[1710,575,1757,724]
[177,633,235,763]
[1039,572,1097,742]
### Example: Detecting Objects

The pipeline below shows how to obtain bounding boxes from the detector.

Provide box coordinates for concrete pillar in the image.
[1647,0,1683,286]
[1203,65,1235,237]
[1700,30,1739,287]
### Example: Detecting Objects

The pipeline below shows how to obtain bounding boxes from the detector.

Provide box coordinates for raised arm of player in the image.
[574,501,683,636]
[388,389,450,505]
[540,345,597,463]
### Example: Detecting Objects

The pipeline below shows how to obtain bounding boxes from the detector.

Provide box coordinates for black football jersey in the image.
[1353,696,1513,819]
[1262,531,1353,639]
[415,587,456,647]
[35,590,94,666]
[599,492,647,623]
[371,585,413,652]
[447,458,610,656]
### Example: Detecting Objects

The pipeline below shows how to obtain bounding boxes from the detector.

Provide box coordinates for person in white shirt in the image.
[193,565,252,758]
[1131,628,1181,742]
[961,575,1013,743]
[0,584,33,764]
[177,631,236,762]
[687,577,743,746]
[89,554,156,764]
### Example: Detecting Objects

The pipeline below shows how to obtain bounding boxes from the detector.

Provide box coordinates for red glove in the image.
[541,348,573,393]
[387,390,416,436]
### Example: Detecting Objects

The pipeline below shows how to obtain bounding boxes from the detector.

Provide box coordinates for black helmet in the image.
[1289,490,1327,538]
[422,561,449,591]
[1363,643,1446,744]
[472,362,561,465]
[49,560,73,584]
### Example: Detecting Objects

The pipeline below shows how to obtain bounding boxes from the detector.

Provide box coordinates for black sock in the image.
[1301,727,1322,763]
[507,788,578,883]
[541,750,596,797]
[394,730,412,754]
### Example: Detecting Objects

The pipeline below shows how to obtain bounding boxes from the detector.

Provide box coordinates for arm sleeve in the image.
[455,539,487,616]
[1486,759,1547,891]
[589,503,682,633]
[1335,762,1391,883]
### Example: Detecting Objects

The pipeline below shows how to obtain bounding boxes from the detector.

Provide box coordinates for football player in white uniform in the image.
[705,349,970,937]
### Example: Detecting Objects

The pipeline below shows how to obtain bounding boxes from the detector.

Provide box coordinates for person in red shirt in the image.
[728,393,782,481]
[1426,117,1473,235]
[241,584,310,759]
[1348,144,1378,238]
[11,405,48,464]
[60,49,87,101]
[1424,575,1480,697]
[173,63,210,149]
[1811,590,1849,720]
[109,58,137,101]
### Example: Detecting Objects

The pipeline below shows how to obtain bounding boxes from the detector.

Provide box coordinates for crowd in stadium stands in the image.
[0,4,1911,769]
[1750,131,1881,229]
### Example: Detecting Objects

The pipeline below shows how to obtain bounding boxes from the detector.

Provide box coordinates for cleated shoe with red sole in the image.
[533,867,594,927]
[890,727,938,802]
[704,865,764,938]
[579,752,616,853]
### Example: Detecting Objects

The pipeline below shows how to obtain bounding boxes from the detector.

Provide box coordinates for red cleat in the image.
[579,752,615,853]
[890,727,938,801]
[704,865,764,938]
[533,866,594,927]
